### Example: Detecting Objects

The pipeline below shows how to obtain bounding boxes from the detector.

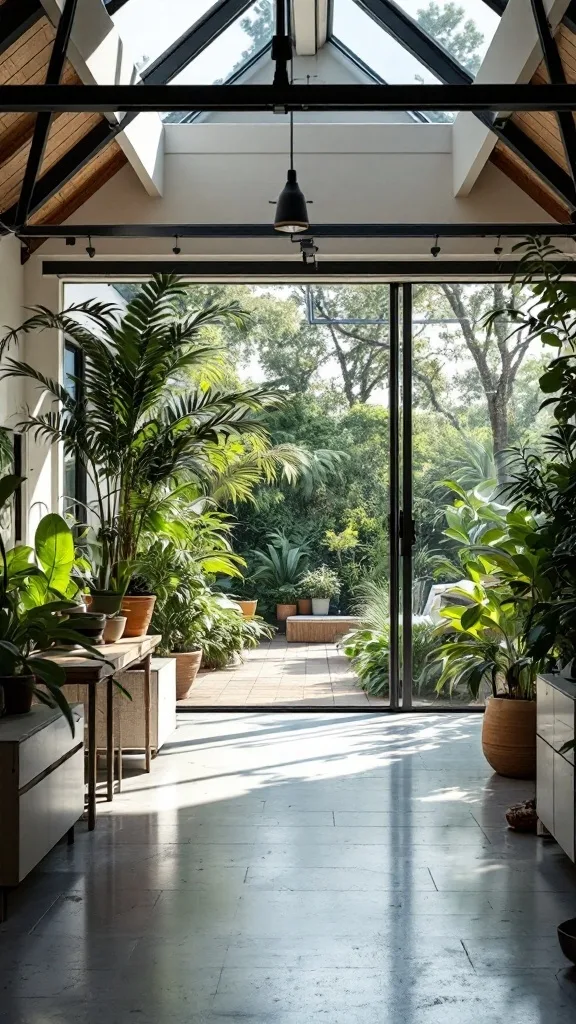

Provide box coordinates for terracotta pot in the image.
[297,598,312,615]
[103,615,127,645]
[121,595,157,638]
[1,675,34,716]
[482,696,536,779]
[89,591,123,616]
[276,603,297,622]
[174,651,203,700]
[237,599,257,618]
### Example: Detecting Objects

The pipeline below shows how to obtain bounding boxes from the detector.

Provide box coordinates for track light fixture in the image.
[65,237,76,246]
[172,234,181,256]
[494,235,503,256]
[430,235,441,258]
[273,112,309,234]
[86,235,95,259]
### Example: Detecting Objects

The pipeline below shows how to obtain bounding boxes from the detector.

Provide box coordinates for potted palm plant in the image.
[300,566,340,615]
[0,275,283,636]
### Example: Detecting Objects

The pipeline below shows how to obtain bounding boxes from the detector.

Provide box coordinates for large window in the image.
[63,342,87,522]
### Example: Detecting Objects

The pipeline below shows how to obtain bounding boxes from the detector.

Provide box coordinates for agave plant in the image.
[0,275,285,594]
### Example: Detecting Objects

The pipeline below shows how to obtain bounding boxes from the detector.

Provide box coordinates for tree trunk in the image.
[488,393,509,463]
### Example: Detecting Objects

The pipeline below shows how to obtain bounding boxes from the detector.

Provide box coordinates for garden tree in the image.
[416,2,485,74]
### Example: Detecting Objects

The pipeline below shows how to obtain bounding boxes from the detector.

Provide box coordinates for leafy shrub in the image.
[299,565,340,599]
[342,621,443,697]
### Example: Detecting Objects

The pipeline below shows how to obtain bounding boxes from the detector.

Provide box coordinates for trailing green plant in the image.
[200,604,275,670]
[299,565,340,600]
[0,275,285,596]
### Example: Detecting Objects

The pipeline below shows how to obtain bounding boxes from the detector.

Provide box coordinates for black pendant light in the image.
[274,112,309,234]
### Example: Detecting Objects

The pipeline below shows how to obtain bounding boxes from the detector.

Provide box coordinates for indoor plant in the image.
[300,565,340,615]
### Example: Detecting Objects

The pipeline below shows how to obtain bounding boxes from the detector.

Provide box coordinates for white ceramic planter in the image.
[312,598,330,615]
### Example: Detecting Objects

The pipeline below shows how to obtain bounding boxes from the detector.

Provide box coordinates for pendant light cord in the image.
[289,17,294,172]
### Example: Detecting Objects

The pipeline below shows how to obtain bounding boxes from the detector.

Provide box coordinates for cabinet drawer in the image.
[537,678,554,745]
[554,690,575,763]
[18,747,84,883]
[19,706,84,789]
[536,735,554,835]
[554,755,575,862]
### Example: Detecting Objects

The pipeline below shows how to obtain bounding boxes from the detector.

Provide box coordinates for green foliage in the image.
[201,607,274,670]
[300,565,340,600]
[342,622,443,698]
[249,530,310,614]
[276,584,299,605]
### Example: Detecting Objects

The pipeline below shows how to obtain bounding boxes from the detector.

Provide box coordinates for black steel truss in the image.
[1,83,576,112]
[41,259,530,278]
[354,0,576,210]
[15,0,80,230]
[18,222,576,239]
[0,0,43,56]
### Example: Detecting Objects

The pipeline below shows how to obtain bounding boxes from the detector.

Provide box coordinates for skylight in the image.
[167,0,273,85]
[392,1,499,74]
[111,0,217,73]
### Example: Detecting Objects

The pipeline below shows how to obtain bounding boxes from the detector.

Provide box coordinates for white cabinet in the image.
[0,704,84,919]
[536,675,576,863]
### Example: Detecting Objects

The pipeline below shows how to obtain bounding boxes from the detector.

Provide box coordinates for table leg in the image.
[116,686,123,793]
[144,654,151,773]
[67,826,75,845]
[106,676,114,801]
[87,684,97,831]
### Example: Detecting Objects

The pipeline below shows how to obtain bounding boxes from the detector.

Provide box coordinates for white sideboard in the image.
[0,703,85,920]
[536,674,576,863]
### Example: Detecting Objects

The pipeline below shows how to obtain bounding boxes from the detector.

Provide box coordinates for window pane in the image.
[64,344,77,400]
[111,0,217,73]
[333,0,454,121]
[168,0,273,85]
[393,1,499,74]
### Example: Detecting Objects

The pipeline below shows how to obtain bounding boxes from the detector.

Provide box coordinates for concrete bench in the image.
[286,615,360,643]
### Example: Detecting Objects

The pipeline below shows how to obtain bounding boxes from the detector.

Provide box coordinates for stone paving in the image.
[178,635,389,708]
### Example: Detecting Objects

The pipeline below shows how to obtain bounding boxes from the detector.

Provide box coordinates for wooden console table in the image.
[0,703,84,921]
[286,616,360,643]
[46,635,161,830]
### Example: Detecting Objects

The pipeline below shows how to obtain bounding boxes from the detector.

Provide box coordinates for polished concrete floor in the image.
[2,712,576,1023]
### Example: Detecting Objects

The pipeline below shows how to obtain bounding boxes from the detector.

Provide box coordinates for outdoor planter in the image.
[312,598,330,615]
[482,696,536,779]
[276,603,297,622]
[103,615,127,644]
[121,595,157,637]
[174,651,203,700]
[88,591,123,616]
[297,598,312,615]
[0,676,34,717]
[237,599,257,618]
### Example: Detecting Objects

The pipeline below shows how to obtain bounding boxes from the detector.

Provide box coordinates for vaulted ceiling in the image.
[1,0,575,243]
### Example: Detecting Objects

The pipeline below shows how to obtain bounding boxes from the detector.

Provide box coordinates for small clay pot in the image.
[0,675,35,716]
[121,595,157,637]
[297,598,312,615]
[103,615,127,645]
[276,603,297,622]
[174,651,203,700]
[237,599,257,618]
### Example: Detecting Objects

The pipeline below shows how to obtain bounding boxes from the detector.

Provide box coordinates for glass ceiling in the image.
[110,0,503,121]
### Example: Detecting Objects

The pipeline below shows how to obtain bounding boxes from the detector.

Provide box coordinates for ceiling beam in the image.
[530,0,576,189]
[0,0,43,56]
[20,222,573,239]
[354,0,576,212]
[1,83,576,112]
[41,259,529,278]
[15,0,80,229]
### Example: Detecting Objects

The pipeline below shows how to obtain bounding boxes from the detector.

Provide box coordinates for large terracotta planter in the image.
[237,599,257,618]
[1,675,34,716]
[174,651,203,700]
[297,598,312,615]
[276,603,297,622]
[121,595,157,637]
[482,696,536,779]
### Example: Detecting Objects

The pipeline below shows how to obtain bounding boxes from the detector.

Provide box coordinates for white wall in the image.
[0,236,24,429]
[35,122,556,264]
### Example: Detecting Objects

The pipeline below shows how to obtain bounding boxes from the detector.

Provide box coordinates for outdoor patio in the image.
[178,636,388,709]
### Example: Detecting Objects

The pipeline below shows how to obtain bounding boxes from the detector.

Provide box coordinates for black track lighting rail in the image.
[2,83,576,113]
[18,222,576,239]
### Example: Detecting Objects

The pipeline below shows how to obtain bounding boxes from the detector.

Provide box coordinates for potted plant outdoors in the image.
[249,531,310,620]
[0,275,285,639]
[200,596,275,670]
[276,584,299,624]
[300,566,340,615]
[296,579,312,616]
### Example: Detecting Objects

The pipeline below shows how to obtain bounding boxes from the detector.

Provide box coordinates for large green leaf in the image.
[0,474,24,511]
[35,514,75,593]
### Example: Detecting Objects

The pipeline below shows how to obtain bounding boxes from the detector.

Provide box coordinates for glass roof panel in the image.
[111,0,217,73]
[392,1,499,74]
[168,0,272,85]
[332,0,454,121]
